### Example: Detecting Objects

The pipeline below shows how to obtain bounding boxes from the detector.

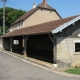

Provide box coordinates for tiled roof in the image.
[11,7,38,26]
[38,3,55,10]
[11,2,61,26]
[2,15,79,38]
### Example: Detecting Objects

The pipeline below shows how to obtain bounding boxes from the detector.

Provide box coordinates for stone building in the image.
[2,0,80,68]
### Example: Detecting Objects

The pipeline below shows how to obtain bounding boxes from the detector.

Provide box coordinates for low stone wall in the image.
[56,37,80,68]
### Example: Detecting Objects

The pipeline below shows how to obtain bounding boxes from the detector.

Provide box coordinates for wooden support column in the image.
[48,34,53,43]
[2,38,4,50]
[23,36,29,57]
[53,34,57,67]
[10,37,13,52]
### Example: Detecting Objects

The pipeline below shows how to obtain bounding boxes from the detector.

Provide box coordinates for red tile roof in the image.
[2,15,79,38]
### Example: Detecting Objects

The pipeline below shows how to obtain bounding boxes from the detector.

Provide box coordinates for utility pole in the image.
[3,0,6,34]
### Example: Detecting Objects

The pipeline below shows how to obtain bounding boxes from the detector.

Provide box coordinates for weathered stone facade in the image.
[56,37,80,68]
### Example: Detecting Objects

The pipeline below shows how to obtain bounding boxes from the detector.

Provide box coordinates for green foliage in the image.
[65,68,80,75]
[0,26,9,36]
[0,7,26,35]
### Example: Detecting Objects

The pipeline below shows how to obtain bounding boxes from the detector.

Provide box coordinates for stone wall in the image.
[56,37,80,68]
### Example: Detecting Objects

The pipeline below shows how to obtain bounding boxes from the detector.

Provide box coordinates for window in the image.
[18,24,20,29]
[75,43,80,52]
[18,22,23,29]
[13,40,19,45]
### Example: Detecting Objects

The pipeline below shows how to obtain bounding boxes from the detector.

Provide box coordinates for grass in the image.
[65,68,80,75]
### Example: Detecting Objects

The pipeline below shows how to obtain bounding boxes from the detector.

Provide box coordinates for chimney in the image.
[43,0,46,6]
[33,3,36,9]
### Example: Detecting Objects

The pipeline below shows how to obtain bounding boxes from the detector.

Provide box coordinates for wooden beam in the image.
[48,34,53,43]
[53,34,57,64]
[10,37,13,52]
[23,36,29,57]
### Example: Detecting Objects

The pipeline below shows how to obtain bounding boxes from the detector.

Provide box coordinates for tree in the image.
[0,7,26,35]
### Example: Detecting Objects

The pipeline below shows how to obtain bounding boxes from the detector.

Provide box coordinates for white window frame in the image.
[13,40,19,45]
[74,40,80,52]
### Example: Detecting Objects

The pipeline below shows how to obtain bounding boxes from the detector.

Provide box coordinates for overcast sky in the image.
[0,0,80,18]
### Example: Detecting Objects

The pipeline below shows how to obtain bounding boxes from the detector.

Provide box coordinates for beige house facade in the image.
[23,9,60,28]
[10,0,61,32]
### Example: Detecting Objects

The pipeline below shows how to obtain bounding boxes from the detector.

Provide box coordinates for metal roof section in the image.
[52,16,80,33]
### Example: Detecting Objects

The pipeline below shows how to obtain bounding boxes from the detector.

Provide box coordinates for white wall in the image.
[10,22,23,32]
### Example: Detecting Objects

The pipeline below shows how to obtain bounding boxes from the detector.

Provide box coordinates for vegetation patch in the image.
[65,68,80,75]
[0,7,26,35]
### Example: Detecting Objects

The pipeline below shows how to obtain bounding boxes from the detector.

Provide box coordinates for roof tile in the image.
[2,15,79,38]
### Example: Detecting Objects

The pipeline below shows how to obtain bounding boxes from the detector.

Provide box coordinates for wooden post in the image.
[10,37,13,52]
[53,34,57,64]
[23,36,29,57]
[2,38,4,49]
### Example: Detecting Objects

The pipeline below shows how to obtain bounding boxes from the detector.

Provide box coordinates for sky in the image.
[0,0,80,18]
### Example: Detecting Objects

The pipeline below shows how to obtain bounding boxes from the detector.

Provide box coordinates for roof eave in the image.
[2,31,52,38]
[10,20,22,27]
[38,7,62,19]
[38,6,56,10]
[52,16,80,34]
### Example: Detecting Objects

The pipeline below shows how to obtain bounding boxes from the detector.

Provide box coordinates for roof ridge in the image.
[62,15,80,19]
[37,2,55,10]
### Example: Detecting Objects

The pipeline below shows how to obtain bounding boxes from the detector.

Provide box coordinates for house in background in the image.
[2,0,80,68]
[10,0,61,32]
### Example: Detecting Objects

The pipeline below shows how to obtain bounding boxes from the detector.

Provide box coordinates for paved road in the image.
[0,51,80,80]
